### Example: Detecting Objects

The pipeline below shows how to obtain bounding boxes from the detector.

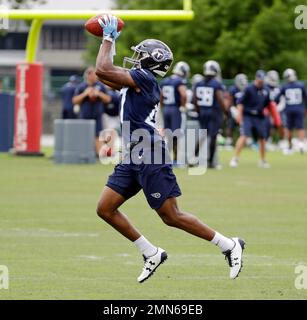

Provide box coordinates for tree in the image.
[85,0,307,79]
[0,0,46,9]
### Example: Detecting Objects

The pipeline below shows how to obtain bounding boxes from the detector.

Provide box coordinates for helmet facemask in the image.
[123,39,173,77]
[123,49,145,70]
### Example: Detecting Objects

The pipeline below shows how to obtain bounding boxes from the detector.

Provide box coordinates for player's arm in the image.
[192,87,200,113]
[225,91,234,109]
[95,90,112,104]
[95,41,137,89]
[236,104,243,125]
[95,16,137,90]
[178,84,187,109]
[72,87,92,105]
[216,89,227,113]
[160,90,164,108]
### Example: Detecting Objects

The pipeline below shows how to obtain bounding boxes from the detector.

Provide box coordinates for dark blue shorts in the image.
[199,109,222,137]
[95,115,103,137]
[264,115,271,140]
[106,163,182,209]
[80,113,102,137]
[285,109,304,130]
[163,107,182,131]
[240,115,266,139]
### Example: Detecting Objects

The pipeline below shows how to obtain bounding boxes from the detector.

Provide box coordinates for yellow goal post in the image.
[3,0,194,63]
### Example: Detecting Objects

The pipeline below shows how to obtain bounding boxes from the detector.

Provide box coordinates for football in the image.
[84,14,125,37]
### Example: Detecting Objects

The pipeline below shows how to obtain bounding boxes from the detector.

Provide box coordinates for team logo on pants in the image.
[151,192,161,199]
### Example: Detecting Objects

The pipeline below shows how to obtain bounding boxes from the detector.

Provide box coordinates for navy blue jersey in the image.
[120,68,162,146]
[160,75,187,108]
[268,85,281,102]
[105,90,120,117]
[193,78,224,111]
[61,82,77,111]
[238,84,270,117]
[228,85,243,105]
[74,82,106,118]
[277,82,307,112]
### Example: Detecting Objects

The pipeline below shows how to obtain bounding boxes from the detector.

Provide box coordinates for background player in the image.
[193,60,227,168]
[230,70,271,168]
[160,61,190,164]
[264,70,284,147]
[276,68,307,153]
[60,75,80,119]
[101,86,121,157]
[94,14,245,283]
[225,73,248,147]
[73,67,111,156]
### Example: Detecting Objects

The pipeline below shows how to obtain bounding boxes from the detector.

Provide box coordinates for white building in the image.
[0,0,113,80]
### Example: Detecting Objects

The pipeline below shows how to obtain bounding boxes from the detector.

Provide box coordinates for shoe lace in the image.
[142,255,156,272]
[224,250,233,267]
[223,242,237,267]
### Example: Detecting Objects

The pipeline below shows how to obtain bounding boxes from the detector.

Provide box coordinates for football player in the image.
[193,60,227,168]
[225,73,248,146]
[94,15,245,283]
[73,67,111,156]
[60,75,80,119]
[230,70,272,168]
[264,70,284,144]
[276,68,307,153]
[160,61,190,164]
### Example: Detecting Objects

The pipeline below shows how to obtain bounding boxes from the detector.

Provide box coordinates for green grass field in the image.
[1,149,307,300]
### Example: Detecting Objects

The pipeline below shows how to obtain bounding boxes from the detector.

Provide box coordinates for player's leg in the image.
[295,111,305,153]
[195,110,209,158]
[230,116,249,167]
[156,197,245,279]
[96,186,141,241]
[156,197,215,240]
[95,115,103,156]
[208,112,222,168]
[258,138,270,168]
[297,129,305,153]
[230,135,246,167]
[257,118,270,168]
[172,109,182,163]
[98,167,165,283]
[285,111,294,151]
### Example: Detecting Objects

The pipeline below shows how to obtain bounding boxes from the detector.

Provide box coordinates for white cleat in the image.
[258,160,270,168]
[223,237,245,279]
[229,157,239,168]
[137,248,168,283]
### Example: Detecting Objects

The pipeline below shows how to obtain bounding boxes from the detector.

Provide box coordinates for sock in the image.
[134,235,157,258]
[211,232,235,252]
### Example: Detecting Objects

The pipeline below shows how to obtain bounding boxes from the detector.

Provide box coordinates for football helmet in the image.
[234,73,248,91]
[203,60,221,77]
[191,73,204,86]
[283,68,297,82]
[266,70,280,87]
[123,39,173,77]
[172,61,190,78]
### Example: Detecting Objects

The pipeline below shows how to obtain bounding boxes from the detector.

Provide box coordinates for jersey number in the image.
[145,105,158,128]
[196,87,214,107]
[285,88,303,105]
[162,85,175,105]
